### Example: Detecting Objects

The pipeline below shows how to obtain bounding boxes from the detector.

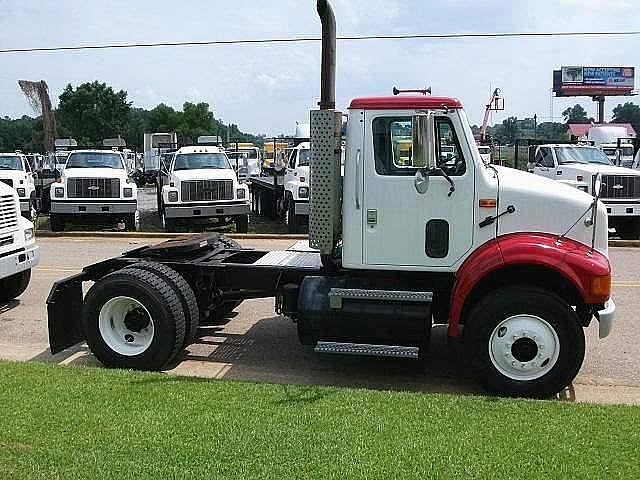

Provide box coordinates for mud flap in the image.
[47,274,86,354]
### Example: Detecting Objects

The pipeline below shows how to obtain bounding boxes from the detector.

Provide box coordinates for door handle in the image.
[355,148,361,210]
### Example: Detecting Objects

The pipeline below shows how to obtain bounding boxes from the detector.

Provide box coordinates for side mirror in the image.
[412,113,436,171]
[593,173,603,200]
[414,169,430,194]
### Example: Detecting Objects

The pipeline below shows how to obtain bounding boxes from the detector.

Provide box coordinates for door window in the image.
[536,147,554,168]
[372,116,466,176]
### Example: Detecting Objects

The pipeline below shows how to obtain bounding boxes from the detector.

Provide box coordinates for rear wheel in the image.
[463,285,585,398]
[82,268,186,370]
[50,213,65,232]
[0,270,31,302]
[235,214,249,233]
[123,263,200,349]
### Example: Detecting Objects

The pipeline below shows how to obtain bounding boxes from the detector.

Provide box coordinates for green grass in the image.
[0,361,638,479]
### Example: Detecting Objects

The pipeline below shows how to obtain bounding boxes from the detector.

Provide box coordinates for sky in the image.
[0,0,638,136]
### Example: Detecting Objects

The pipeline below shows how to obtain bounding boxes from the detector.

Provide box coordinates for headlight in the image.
[168,191,178,202]
[16,188,26,197]
[237,188,246,200]
[24,228,34,242]
[298,186,309,198]
[54,187,64,198]
[578,185,589,193]
[123,187,133,198]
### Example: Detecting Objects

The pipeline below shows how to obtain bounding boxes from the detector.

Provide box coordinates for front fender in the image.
[448,233,611,337]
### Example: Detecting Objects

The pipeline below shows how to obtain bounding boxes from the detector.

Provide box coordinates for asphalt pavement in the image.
[1,235,639,404]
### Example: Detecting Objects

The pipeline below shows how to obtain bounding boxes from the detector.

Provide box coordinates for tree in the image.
[57,81,131,145]
[536,122,570,141]
[147,103,180,133]
[562,104,593,124]
[177,102,214,143]
[612,102,640,137]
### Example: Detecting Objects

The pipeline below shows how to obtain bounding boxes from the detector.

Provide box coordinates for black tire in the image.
[616,219,640,240]
[161,206,176,233]
[0,270,31,302]
[123,263,199,349]
[463,285,585,399]
[82,268,186,370]
[235,214,249,233]
[50,213,64,232]
[125,213,138,232]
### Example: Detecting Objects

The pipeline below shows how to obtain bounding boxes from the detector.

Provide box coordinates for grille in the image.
[0,178,13,188]
[0,235,12,247]
[67,178,120,198]
[0,194,18,231]
[601,175,640,199]
[181,180,233,201]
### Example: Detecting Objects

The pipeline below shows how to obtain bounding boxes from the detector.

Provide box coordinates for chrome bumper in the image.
[597,298,615,339]
[0,244,39,278]
[294,201,310,216]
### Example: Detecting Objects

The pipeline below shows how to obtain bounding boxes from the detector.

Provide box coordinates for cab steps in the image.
[314,341,420,359]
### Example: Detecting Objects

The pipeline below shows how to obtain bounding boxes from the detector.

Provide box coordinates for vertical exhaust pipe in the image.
[317,0,336,110]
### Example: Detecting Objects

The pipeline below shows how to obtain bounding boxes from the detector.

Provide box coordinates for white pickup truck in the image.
[157,145,250,232]
[0,152,37,220]
[49,149,138,232]
[0,180,39,302]
[530,144,640,239]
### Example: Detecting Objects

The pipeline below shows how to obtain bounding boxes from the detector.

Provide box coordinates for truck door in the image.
[285,150,297,188]
[532,147,556,179]
[362,112,475,269]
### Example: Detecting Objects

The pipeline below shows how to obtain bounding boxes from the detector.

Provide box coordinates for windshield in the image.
[622,146,634,157]
[228,149,258,160]
[297,149,310,167]
[0,156,23,170]
[173,153,231,171]
[66,152,124,169]
[554,147,611,165]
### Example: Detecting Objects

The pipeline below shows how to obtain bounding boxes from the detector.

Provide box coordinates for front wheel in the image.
[616,219,640,240]
[0,269,31,302]
[463,285,585,398]
[50,213,65,232]
[235,214,249,233]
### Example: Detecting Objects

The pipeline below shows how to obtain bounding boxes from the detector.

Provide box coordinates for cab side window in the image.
[536,147,554,168]
[435,118,466,176]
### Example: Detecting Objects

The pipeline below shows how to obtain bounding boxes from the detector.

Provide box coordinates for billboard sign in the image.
[553,66,635,97]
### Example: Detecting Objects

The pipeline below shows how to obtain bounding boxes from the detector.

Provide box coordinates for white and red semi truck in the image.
[47,0,614,398]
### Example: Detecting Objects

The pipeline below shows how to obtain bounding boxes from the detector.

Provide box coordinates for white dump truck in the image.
[530,143,640,239]
[157,145,250,232]
[0,152,37,220]
[47,0,614,399]
[0,180,39,302]
[49,149,138,231]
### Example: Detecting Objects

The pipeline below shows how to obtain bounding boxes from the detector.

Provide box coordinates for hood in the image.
[494,166,608,255]
[556,163,640,176]
[0,170,27,182]
[172,168,238,183]
[63,168,128,180]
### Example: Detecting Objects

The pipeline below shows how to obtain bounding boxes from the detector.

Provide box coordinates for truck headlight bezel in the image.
[16,187,26,197]
[167,190,178,202]
[24,228,34,242]
[298,186,309,199]
[123,187,133,198]
[54,187,64,198]
[237,188,246,200]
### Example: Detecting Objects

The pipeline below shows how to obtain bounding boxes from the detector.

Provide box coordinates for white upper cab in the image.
[341,96,607,272]
[0,153,36,208]
[285,142,311,203]
[52,149,137,200]
[162,145,249,204]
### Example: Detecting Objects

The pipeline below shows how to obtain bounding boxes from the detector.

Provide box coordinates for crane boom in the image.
[480,88,502,144]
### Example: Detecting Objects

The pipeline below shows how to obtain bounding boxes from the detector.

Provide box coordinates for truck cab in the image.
[226,145,261,178]
[0,180,39,302]
[158,145,250,232]
[600,143,635,168]
[530,144,640,238]
[283,142,311,231]
[49,149,138,232]
[0,152,37,220]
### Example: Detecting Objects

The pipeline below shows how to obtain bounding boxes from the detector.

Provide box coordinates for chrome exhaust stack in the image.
[318,0,336,110]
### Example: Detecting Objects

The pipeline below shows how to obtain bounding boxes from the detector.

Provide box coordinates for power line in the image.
[1,31,639,54]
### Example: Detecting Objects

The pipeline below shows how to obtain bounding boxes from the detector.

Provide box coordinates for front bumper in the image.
[50,200,137,214]
[0,244,39,279]
[602,200,640,217]
[165,201,250,219]
[596,298,615,339]
[294,201,310,216]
